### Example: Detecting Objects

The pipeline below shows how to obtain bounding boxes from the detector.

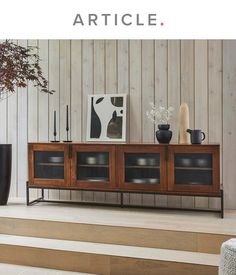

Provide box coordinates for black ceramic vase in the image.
[0,144,12,205]
[156,124,172,144]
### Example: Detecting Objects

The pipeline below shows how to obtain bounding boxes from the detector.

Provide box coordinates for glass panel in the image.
[34,151,64,179]
[77,152,109,182]
[174,153,212,185]
[125,153,160,184]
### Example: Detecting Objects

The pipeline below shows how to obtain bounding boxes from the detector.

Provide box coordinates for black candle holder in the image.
[63,132,72,143]
[51,130,60,142]
[63,105,72,142]
[51,110,60,142]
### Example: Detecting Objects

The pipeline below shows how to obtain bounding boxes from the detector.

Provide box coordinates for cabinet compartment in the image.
[125,153,160,185]
[168,145,220,194]
[34,151,64,179]
[71,145,116,189]
[28,144,70,187]
[118,146,166,191]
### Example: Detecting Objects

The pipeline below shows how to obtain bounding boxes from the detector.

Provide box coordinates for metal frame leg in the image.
[221,189,224,219]
[26,181,30,206]
[26,183,45,206]
[120,192,124,208]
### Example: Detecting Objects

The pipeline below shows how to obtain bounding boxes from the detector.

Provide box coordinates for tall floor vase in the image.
[0,144,12,205]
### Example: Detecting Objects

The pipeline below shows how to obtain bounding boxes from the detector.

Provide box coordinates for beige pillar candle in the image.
[179,103,191,144]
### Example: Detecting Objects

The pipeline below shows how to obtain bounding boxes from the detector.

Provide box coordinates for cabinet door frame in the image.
[167,145,220,194]
[71,144,116,190]
[28,143,70,187]
[117,145,167,192]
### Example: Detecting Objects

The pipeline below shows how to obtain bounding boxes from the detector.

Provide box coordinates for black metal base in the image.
[26,182,224,218]
[63,140,72,143]
[50,141,60,143]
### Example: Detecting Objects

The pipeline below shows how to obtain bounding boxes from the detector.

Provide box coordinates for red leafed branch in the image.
[0,40,55,98]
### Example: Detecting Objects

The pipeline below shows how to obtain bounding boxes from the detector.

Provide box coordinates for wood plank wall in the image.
[0,40,235,209]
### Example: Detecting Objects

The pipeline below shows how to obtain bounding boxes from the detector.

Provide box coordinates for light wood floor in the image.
[0,263,93,274]
[1,198,236,235]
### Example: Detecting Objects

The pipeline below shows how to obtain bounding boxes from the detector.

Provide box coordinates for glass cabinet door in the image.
[168,146,220,194]
[174,153,213,185]
[119,146,166,191]
[77,152,109,182]
[125,153,160,184]
[29,144,70,187]
[34,151,65,179]
[71,145,116,189]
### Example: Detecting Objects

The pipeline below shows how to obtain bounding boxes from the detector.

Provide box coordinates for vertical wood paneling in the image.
[3,39,235,209]
[223,40,236,209]
[105,40,118,203]
[129,40,142,205]
[116,40,129,204]
[129,40,142,142]
[155,40,168,109]
[71,40,82,142]
[142,40,155,206]
[181,40,195,128]
[71,40,82,201]
[93,40,106,203]
[168,40,181,143]
[7,40,17,198]
[208,40,223,209]
[38,40,49,142]
[154,40,168,207]
[27,40,38,142]
[180,40,195,209]
[82,40,94,202]
[48,40,60,200]
[105,40,117,92]
[142,40,155,143]
[167,40,181,208]
[194,40,208,209]
[195,40,208,140]
[59,40,71,201]
[8,93,17,198]
[18,40,28,198]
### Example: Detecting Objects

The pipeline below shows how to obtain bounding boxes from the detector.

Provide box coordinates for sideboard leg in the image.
[41,188,44,200]
[120,192,124,208]
[221,189,224,219]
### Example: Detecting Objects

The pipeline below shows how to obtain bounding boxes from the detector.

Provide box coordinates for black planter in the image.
[0,144,12,205]
[156,124,172,144]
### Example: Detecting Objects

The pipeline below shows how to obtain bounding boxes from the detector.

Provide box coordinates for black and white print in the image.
[86,94,127,142]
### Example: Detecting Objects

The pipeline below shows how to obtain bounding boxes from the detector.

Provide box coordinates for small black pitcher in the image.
[187,129,205,144]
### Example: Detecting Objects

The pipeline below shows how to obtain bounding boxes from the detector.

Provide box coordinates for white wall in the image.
[0,40,236,209]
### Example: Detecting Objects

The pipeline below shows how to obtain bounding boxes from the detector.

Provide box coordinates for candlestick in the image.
[63,105,72,142]
[54,111,56,136]
[51,110,60,142]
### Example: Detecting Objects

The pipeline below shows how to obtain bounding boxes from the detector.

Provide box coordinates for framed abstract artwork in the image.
[86,94,127,142]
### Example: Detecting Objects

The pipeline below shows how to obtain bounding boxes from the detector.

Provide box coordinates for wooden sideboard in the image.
[27,143,223,217]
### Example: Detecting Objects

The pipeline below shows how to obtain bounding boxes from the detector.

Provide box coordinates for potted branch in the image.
[146,103,174,144]
[0,40,54,205]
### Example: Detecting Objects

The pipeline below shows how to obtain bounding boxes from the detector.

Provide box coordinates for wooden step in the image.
[0,201,235,254]
[0,216,233,254]
[0,234,219,275]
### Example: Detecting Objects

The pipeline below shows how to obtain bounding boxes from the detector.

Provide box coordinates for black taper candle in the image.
[54,110,56,136]
[63,105,72,142]
[66,105,69,131]
[51,110,59,142]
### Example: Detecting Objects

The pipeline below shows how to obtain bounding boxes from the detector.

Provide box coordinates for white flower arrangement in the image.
[146,103,174,125]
